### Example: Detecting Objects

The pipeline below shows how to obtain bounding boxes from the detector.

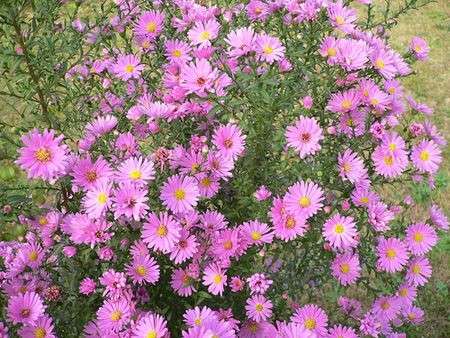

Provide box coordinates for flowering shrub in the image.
[0,0,448,337]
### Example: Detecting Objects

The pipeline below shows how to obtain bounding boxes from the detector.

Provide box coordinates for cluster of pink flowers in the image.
[1,0,447,337]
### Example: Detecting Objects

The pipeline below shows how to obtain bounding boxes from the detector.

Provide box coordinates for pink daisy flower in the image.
[328,324,358,338]
[18,315,56,338]
[71,155,112,190]
[142,212,181,253]
[85,115,117,137]
[116,156,155,185]
[82,180,112,219]
[327,0,357,33]
[19,241,44,269]
[368,201,394,232]
[132,313,168,338]
[323,214,358,250]
[16,129,68,181]
[396,283,417,307]
[134,10,165,39]
[372,143,409,178]
[406,256,432,286]
[97,299,131,332]
[255,33,285,64]
[224,27,256,58]
[99,269,127,298]
[202,263,227,296]
[126,254,160,285]
[409,36,429,61]
[7,291,45,325]
[326,88,361,113]
[169,229,199,264]
[429,204,449,231]
[212,123,246,159]
[113,54,144,81]
[171,268,197,297]
[405,223,437,255]
[360,80,391,112]
[213,229,240,259]
[160,175,199,214]
[188,19,219,47]
[230,276,245,292]
[241,220,274,246]
[246,0,270,21]
[196,172,220,198]
[331,252,361,285]
[403,305,425,324]
[338,149,366,184]
[284,181,324,218]
[112,183,149,221]
[79,277,96,295]
[165,39,192,64]
[245,295,273,323]
[291,304,328,336]
[370,48,397,79]
[254,185,272,201]
[180,58,218,97]
[319,36,339,65]
[372,296,401,321]
[285,116,324,159]
[183,306,216,328]
[247,273,273,295]
[376,237,409,273]
[411,140,442,173]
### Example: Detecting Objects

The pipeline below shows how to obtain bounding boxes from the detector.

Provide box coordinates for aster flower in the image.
[82,181,112,219]
[99,269,127,298]
[406,256,432,286]
[337,109,367,137]
[134,10,165,40]
[328,324,358,338]
[376,237,409,273]
[196,172,220,198]
[319,36,339,65]
[326,88,361,113]
[247,273,273,295]
[255,33,285,64]
[212,123,246,159]
[97,299,131,332]
[429,204,449,230]
[372,143,408,178]
[327,1,357,33]
[71,155,113,190]
[409,36,429,61]
[284,181,324,218]
[79,277,96,295]
[132,313,168,338]
[160,175,199,214]
[183,306,216,328]
[396,283,417,308]
[142,212,181,253]
[351,186,379,207]
[370,48,398,79]
[18,315,56,338]
[254,185,272,201]
[16,129,68,181]
[19,241,44,269]
[403,305,425,324]
[169,229,199,264]
[245,295,273,322]
[7,291,45,325]
[405,223,437,255]
[116,156,155,185]
[202,263,227,296]
[112,183,149,221]
[171,268,197,297]
[285,116,324,159]
[201,318,235,338]
[188,19,219,47]
[368,201,394,232]
[165,39,192,64]
[338,149,367,184]
[225,27,256,57]
[212,229,239,259]
[126,254,159,285]
[277,322,315,338]
[241,220,274,246]
[291,304,328,336]
[323,214,358,250]
[359,79,391,111]
[331,252,361,285]
[180,58,218,97]
[85,115,117,138]
[113,54,144,81]
[67,214,112,247]
[246,0,270,21]
[411,140,442,173]
[372,296,401,321]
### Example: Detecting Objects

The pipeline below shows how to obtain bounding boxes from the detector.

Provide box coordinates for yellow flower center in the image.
[213,274,222,284]
[129,169,142,180]
[136,265,146,276]
[304,318,316,330]
[97,192,107,204]
[389,143,396,151]
[28,251,38,262]
[249,322,258,333]
[172,49,182,58]
[413,232,424,242]
[255,303,264,312]
[341,99,352,110]
[375,58,385,69]
[146,22,157,33]
[86,170,97,182]
[124,64,135,73]
[157,225,168,237]
[38,216,48,226]
[346,118,354,127]
[414,45,422,52]
[360,196,369,204]
[285,217,295,229]
[343,162,351,173]
[263,44,273,55]
[200,177,211,187]
[251,231,262,241]
[335,16,345,25]
[35,148,51,163]
[199,31,210,41]
[388,87,396,94]
[384,155,394,166]
[327,47,336,57]
[194,318,202,326]
[381,301,390,310]
[110,310,122,321]
[340,263,350,273]
[386,248,397,258]
[34,327,46,338]
[412,264,421,274]
[399,288,408,297]
[334,224,345,234]
[408,313,416,320]
[223,240,233,250]
[174,188,186,201]
[370,98,379,106]
[146,330,157,338]
[299,196,311,208]
[419,150,430,161]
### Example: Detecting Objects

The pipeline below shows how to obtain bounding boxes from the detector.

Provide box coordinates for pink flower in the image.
[291,304,328,336]
[7,292,45,325]
[113,54,144,81]
[405,223,437,255]
[409,36,429,60]
[376,237,409,273]
[180,59,218,97]
[326,88,361,113]
[82,180,112,218]
[132,313,168,338]
[18,315,56,338]
[372,296,401,321]
[406,256,432,286]
[212,123,246,159]
[116,156,155,185]
[241,220,274,246]
[245,295,273,322]
[160,175,200,214]
[97,299,131,332]
[16,129,68,181]
[169,229,199,264]
[202,263,227,296]
[285,116,324,159]
[225,27,256,57]
[327,1,357,33]
[328,324,358,338]
[254,185,272,201]
[331,252,361,285]
[284,181,324,218]
[71,155,113,190]
[188,19,220,47]
[79,277,96,295]
[183,306,216,328]
[171,268,197,297]
[411,140,442,173]
[126,254,160,285]
[338,149,367,184]
[230,276,245,292]
[142,212,181,253]
[323,214,358,250]
[112,183,149,221]
[134,10,165,39]
[165,39,192,63]
[255,33,285,64]
[247,273,273,295]
[370,48,398,79]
